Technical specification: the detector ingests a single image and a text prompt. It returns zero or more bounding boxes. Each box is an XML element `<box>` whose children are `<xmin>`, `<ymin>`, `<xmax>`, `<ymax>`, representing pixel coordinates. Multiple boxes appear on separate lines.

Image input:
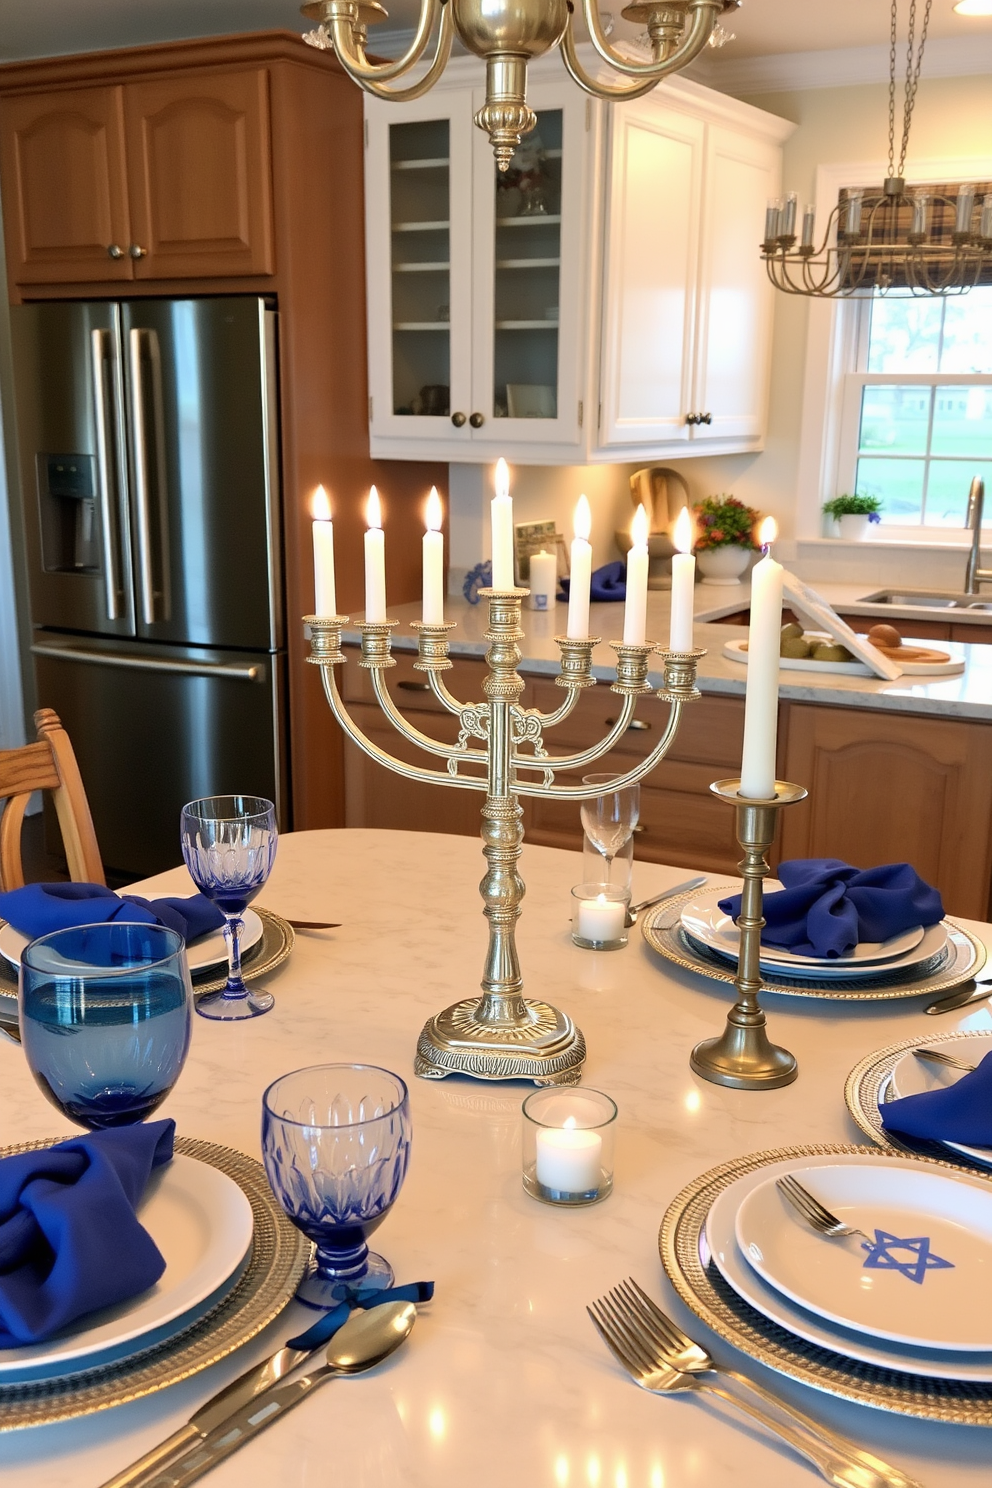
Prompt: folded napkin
<box><xmin>0</xmin><ymin>882</ymin><xmax>224</xmax><ymax>944</ymax></box>
<box><xmin>0</xmin><ymin>1120</ymin><xmax>174</xmax><ymax>1348</ymax></box>
<box><xmin>560</xmin><ymin>561</ymin><xmax>626</xmax><ymax>602</ymax></box>
<box><xmin>718</xmin><ymin>858</ymin><xmax>944</xmax><ymax>960</ymax></box>
<box><xmin>881</xmin><ymin>1053</ymin><xmax>992</xmax><ymax>1148</ymax></box>
<box><xmin>286</xmin><ymin>1280</ymin><xmax>435</xmax><ymax>1351</ymax></box>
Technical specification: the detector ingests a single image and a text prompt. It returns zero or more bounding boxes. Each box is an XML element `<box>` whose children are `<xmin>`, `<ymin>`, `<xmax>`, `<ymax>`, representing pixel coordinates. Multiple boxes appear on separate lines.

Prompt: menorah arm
<box><xmin>320</xmin><ymin>667</ymin><xmax>487</xmax><ymax>792</ymax></box>
<box><xmin>427</xmin><ymin>668</ymin><xmax>471</xmax><ymax>717</ymax></box>
<box><xmin>521</xmin><ymin>684</ymin><xmax>583</xmax><ymax>731</ymax></box>
<box><xmin>582</xmin><ymin>0</ymin><xmax>720</xmax><ymax>80</ymax></box>
<box><xmin>512</xmin><ymin>694</ymin><xmax>637</xmax><ymax>776</ymax></box>
<box><xmin>370</xmin><ymin>669</ymin><xmax>488</xmax><ymax>766</ymax></box>
<box><xmin>327</xmin><ymin>0</ymin><xmax>439</xmax><ymax>83</ymax></box>
<box><xmin>513</xmin><ymin>699</ymin><xmax>685</xmax><ymax>799</ymax></box>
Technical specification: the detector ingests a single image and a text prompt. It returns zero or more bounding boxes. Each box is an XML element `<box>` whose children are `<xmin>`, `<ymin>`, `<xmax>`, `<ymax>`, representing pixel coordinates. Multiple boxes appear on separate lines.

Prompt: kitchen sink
<box><xmin>857</xmin><ymin>588</ymin><xmax>992</xmax><ymax>612</ymax></box>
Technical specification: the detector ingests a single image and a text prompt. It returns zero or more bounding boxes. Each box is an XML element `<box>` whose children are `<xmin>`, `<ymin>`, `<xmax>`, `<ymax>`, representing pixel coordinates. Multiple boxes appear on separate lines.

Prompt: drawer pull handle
<box><xmin>632</xmin><ymin>824</ymin><xmax>647</xmax><ymax>834</ymax></box>
<box><xmin>605</xmin><ymin>717</ymin><xmax>651</xmax><ymax>732</ymax></box>
<box><xmin>397</xmin><ymin>680</ymin><xmax>432</xmax><ymax>692</ymax></box>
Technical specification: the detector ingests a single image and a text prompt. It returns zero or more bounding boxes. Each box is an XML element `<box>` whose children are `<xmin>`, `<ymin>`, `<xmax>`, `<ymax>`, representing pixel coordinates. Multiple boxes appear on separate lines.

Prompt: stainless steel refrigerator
<box><xmin>10</xmin><ymin>296</ymin><xmax>287</xmax><ymax>878</ymax></box>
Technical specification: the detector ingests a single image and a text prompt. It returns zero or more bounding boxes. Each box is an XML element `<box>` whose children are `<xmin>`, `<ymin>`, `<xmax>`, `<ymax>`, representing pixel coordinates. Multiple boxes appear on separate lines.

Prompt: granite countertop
<box><xmin>339</xmin><ymin>582</ymin><xmax>992</xmax><ymax>722</ymax></box>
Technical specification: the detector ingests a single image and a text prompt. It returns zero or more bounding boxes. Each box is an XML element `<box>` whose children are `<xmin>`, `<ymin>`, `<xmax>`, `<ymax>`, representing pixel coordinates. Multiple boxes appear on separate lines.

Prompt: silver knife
<box><xmin>925</xmin><ymin>976</ymin><xmax>992</xmax><ymax>1015</ymax></box>
<box><xmin>625</xmin><ymin>875</ymin><xmax>707</xmax><ymax>926</ymax></box>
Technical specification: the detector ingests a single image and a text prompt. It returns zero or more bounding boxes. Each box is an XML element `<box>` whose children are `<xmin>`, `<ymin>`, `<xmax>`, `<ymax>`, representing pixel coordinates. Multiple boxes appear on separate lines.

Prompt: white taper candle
<box><xmin>623</xmin><ymin>504</ymin><xmax>650</xmax><ymax>645</ymax></box>
<box><xmin>669</xmin><ymin>506</ymin><xmax>695</xmax><ymax>653</ymax></box>
<box><xmin>567</xmin><ymin>495</ymin><xmax>593</xmax><ymax>640</ymax></box>
<box><xmin>740</xmin><ymin>517</ymin><xmax>782</xmax><ymax>799</ymax></box>
<box><xmin>423</xmin><ymin>486</ymin><xmax>444</xmax><ymax>624</ymax></box>
<box><xmin>364</xmin><ymin>485</ymin><xmax>386</xmax><ymax>623</ymax></box>
<box><xmin>311</xmin><ymin>484</ymin><xmax>336</xmax><ymax>618</ymax></box>
<box><xmin>491</xmin><ymin>457</ymin><xmax>515</xmax><ymax>590</ymax></box>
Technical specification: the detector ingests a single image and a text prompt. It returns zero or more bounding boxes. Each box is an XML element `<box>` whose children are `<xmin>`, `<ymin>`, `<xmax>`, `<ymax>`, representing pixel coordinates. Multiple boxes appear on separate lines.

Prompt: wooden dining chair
<box><xmin>0</xmin><ymin>707</ymin><xmax>104</xmax><ymax>891</ymax></box>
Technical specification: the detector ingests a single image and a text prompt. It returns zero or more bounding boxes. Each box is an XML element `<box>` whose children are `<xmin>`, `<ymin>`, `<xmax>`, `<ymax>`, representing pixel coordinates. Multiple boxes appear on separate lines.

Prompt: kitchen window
<box><xmin>837</xmin><ymin>288</ymin><xmax>992</xmax><ymax>529</ymax></box>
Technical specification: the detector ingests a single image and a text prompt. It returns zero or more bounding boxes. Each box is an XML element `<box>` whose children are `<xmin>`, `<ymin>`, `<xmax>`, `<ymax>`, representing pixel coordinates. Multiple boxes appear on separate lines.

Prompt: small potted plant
<box><xmin>822</xmin><ymin>494</ymin><xmax>883</xmax><ymax>542</ymax></box>
<box><xmin>692</xmin><ymin>495</ymin><xmax>761</xmax><ymax>586</ymax></box>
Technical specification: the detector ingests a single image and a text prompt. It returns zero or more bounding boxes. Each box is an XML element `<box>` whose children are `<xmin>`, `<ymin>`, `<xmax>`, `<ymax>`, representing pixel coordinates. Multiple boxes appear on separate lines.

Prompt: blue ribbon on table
<box><xmin>0</xmin><ymin>882</ymin><xmax>224</xmax><ymax>943</ymax></box>
<box><xmin>286</xmin><ymin>1280</ymin><xmax>435</xmax><ymax>1351</ymax></box>
<box><xmin>881</xmin><ymin>1052</ymin><xmax>992</xmax><ymax>1148</ymax></box>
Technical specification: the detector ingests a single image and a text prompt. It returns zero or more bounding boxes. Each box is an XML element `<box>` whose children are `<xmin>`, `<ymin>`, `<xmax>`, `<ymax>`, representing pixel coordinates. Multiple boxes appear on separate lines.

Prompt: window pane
<box><xmin>867</xmin><ymin>296</ymin><xmax>942</xmax><ymax>373</ymax></box>
<box><xmin>939</xmin><ymin>287</ymin><xmax>992</xmax><ymax>373</ymax></box>
<box><xmin>931</xmin><ymin>385</ymin><xmax>992</xmax><ymax>457</ymax></box>
<box><xmin>855</xmin><ymin>458</ymin><xmax>925</xmax><ymax>524</ymax></box>
<box><xmin>859</xmin><ymin>385</ymin><xmax>930</xmax><ymax>454</ymax></box>
<box><xmin>924</xmin><ymin>460</ymin><xmax>992</xmax><ymax>526</ymax></box>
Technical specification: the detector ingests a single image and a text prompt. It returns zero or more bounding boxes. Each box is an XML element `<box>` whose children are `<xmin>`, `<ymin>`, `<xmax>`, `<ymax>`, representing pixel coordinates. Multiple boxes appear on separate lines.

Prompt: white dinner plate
<box><xmin>735</xmin><ymin>1159</ymin><xmax>992</xmax><ymax>1352</ymax></box>
<box><xmin>704</xmin><ymin>1156</ymin><xmax>992</xmax><ymax>1381</ymax></box>
<box><xmin>0</xmin><ymin>908</ymin><xmax>263</xmax><ymax>975</ymax></box>
<box><xmin>680</xmin><ymin>886</ymin><xmax>940</xmax><ymax>975</ymax></box>
<box><xmin>888</xmin><ymin>1033</ymin><xmax>992</xmax><ymax>1170</ymax></box>
<box><xmin>0</xmin><ymin>1153</ymin><xmax>253</xmax><ymax>1378</ymax></box>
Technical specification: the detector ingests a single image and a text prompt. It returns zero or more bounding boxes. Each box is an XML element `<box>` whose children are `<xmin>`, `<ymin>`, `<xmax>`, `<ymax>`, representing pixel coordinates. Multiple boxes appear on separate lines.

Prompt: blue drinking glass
<box><xmin>262</xmin><ymin>1064</ymin><xmax>412</xmax><ymax>1307</ymax></box>
<box><xmin>19</xmin><ymin>922</ymin><xmax>192</xmax><ymax>1129</ymax></box>
<box><xmin>180</xmin><ymin>794</ymin><xmax>278</xmax><ymax>1021</ymax></box>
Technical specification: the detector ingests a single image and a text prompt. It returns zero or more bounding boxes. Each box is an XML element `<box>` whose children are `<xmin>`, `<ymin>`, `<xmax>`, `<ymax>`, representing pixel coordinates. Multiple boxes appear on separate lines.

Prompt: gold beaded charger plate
<box><xmin>658</xmin><ymin>1144</ymin><xmax>992</xmax><ymax>1423</ymax></box>
<box><xmin>846</xmin><ymin>1030</ymin><xmax>992</xmax><ymax>1171</ymax></box>
<box><xmin>641</xmin><ymin>886</ymin><xmax>985</xmax><ymax>1001</ymax></box>
<box><xmin>0</xmin><ymin>1135</ymin><xmax>309</xmax><ymax>1431</ymax></box>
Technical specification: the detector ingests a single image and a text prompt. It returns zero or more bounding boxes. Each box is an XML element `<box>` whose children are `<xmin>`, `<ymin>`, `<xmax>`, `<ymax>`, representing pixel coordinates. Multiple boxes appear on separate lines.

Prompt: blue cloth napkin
<box><xmin>286</xmin><ymin>1280</ymin><xmax>435</xmax><ymax>1351</ymax></box>
<box><xmin>560</xmin><ymin>561</ymin><xmax>626</xmax><ymax>602</ymax></box>
<box><xmin>0</xmin><ymin>882</ymin><xmax>224</xmax><ymax>943</ymax></box>
<box><xmin>718</xmin><ymin>858</ymin><xmax>944</xmax><ymax>959</ymax></box>
<box><xmin>881</xmin><ymin>1053</ymin><xmax>992</xmax><ymax>1148</ymax></box>
<box><xmin>0</xmin><ymin>1119</ymin><xmax>175</xmax><ymax>1348</ymax></box>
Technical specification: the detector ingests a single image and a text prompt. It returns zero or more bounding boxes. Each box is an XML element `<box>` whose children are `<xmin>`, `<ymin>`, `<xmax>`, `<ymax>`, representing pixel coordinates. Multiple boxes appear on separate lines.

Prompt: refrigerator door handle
<box><xmin>90</xmin><ymin>328</ymin><xmax>122</xmax><ymax>621</ymax></box>
<box><xmin>128</xmin><ymin>327</ymin><xmax>171</xmax><ymax>627</ymax></box>
<box><xmin>31</xmin><ymin>642</ymin><xmax>265</xmax><ymax>683</ymax></box>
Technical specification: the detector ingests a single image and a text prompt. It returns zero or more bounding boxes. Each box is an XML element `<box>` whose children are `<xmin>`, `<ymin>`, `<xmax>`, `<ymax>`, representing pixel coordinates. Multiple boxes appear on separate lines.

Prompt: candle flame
<box><xmin>366</xmin><ymin>485</ymin><xmax>382</xmax><ymax>530</ymax></box>
<box><xmin>425</xmin><ymin>486</ymin><xmax>442</xmax><ymax>533</ymax></box>
<box><xmin>563</xmin><ymin>1115</ymin><xmax>577</xmax><ymax>1130</ymax></box>
<box><xmin>574</xmin><ymin>494</ymin><xmax>591</xmax><ymax>542</ymax></box>
<box><xmin>673</xmin><ymin>506</ymin><xmax>692</xmax><ymax>555</ymax></box>
<box><xmin>631</xmin><ymin>504</ymin><xmax>649</xmax><ymax>548</ymax></box>
<box><xmin>758</xmin><ymin>516</ymin><xmax>777</xmax><ymax>548</ymax></box>
<box><xmin>494</xmin><ymin>457</ymin><xmax>510</xmax><ymax>501</ymax></box>
<box><xmin>311</xmin><ymin>484</ymin><xmax>332</xmax><ymax>522</ymax></box>
<box><xmin>596</xmin><ymin>893</ymin><xmax>607</xmax><ymax>906</ymax></box>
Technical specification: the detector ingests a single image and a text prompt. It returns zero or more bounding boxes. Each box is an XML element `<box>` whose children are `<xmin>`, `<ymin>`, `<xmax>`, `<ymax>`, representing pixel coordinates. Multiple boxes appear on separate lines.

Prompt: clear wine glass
<box><xmin>180</xmin><ymin>794</ymin><xmax>278</xmax><ymax>1021</ymax></box>
<box><xmin>580</xmin><ymin>773</ymin><xmax>640</xmax><ymax>888</ymax></box>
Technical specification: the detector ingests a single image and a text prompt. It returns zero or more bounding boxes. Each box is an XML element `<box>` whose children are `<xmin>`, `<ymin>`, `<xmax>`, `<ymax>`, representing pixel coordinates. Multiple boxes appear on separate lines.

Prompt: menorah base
<box><xmin>414</xmin><ymin>998</ymin><xmax>586</xmax><ymax>1085</ymax></box>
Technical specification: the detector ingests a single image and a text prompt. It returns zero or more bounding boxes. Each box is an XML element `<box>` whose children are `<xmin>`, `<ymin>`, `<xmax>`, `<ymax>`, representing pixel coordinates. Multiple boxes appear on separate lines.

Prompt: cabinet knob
<box><xmin>107</xmin><ymin>244</ymin><xmax>125</xmax><ymax>259</ymax></box>
<box><xmin>605</xmin><ymin>717</ymin><xmax>651</xmax><ymax>732</ymax></box>
<box><xmin>397</xmin><ymin>680</ymin><xmax>432</xmax><ymax>693</ymax></box>
<box><xmin>685</xmin><ymin>412</ymin><xmax>698</xmax><ymax>426</ymax></box>
<box><xmin>699</xmin><ymin>411</ymin><xmax>713</xmax><ymax>425</ymax></box>
<box><xmin>468</xmin><ymin>412</ymin><xmax>485</xmax><ymax>429</ymax></box>
<box><xmin>450</xmin><ymin>412</ymin><xmax>466</xmax><ymax>427</ymax></box>
<box><xmin>128</xmin><ymin>244</ymin><xmax>148</xmax><ymax>259</ymax></box>
<box><xmin>632</xmin><ymin>823</ymin><xmax>647</xmax><ymax>834</ymax></box>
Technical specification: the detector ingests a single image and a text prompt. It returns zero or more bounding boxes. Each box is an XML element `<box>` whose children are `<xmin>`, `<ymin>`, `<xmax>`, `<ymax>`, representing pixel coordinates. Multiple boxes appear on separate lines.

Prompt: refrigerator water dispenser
<box><xmin>37</xmin><ymin>453</ymin><xmax>100</xmax><ymax>573</ymax></box>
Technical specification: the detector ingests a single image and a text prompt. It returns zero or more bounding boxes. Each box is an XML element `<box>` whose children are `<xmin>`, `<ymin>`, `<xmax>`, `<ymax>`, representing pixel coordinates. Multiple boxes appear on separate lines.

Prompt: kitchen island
<box><xmin>333</xmin><ymin>586</ymin><xmax>992</xmax><ymax>919</ymax></box>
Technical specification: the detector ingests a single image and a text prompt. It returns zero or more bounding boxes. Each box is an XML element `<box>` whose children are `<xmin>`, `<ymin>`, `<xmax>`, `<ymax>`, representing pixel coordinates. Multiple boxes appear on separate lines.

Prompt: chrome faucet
<box><xmin>964</xmin><ymin>476</ymin><xmax>991</xmax><ymax>594</ymax></box>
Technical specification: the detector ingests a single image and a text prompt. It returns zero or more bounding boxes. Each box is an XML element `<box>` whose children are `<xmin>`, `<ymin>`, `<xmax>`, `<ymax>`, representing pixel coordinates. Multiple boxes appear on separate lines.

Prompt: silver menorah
<box><xmin>306</xmin><ymin>589</ymin><xmax>704</xmax><ymax>1085</ymax></box>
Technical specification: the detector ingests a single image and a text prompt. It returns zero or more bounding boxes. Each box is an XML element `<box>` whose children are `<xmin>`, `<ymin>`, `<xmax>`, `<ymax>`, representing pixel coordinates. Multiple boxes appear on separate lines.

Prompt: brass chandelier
<box><xmin>301</xmin><ymin>0</ymin><xmax>739</xmax><ymax>169</ymax></box>
<box><xmin>762</xmin><ymin>0</ymin><xmax>992</xmax><ymax>298</ymax></box>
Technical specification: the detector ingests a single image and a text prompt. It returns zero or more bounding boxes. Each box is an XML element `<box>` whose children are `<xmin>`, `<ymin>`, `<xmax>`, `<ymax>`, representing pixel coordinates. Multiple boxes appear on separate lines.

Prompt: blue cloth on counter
<box><xmin>0</xmin><ymin>882</ymin><xmax>224</xmax><ymax>943</ymax></box>
<box><xmin>881</xmin><ymin>1053</ymin><xmax>992</xmax><ymax>1148</ymax></box>
<box><xmin>718</xmin><ymin>858</ymin><xmax>944</xmax><ymax>960</ymax></box>
<box><xmin>286</xmin><ymin>1281</ymin><xmax>435</xmax><ymax>1351</ymax></box>
<box><xmin>0</xmin><ymin>1120</ymin><xmax>174</xmax><ymax>1348</ymax></box>
<box><xmin>559</xmin><ymin>561</ymin><xmax>626</xmax><ymax>602</ymax></box>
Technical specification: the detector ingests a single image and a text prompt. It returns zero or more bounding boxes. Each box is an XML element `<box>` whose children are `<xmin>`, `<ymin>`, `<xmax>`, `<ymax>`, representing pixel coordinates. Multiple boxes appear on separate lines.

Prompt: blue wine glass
<box><xmin>262</xmin><ymin>1064</ymin><xmax>412</xmax><ymax>1307</ymax></box>
<box><xmin>180</xmin><ymin>794</ymin><xmax>278</xmax><ymax>1021</ymax></box>
<box><xmin>19</xmin><ymin>922</ymin><xmax>192</xmax><ymax>1129</ymax></box>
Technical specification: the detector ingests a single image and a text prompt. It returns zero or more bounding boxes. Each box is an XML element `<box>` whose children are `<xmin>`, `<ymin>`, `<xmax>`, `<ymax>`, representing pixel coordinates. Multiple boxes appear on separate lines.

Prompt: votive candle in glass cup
<box><xmin>522</xmin><ymin>1087</ymin><xmax>617</xmax><ymax>1205</ymax></box>
<box><xmin>571</xmin><ymin>883</ymin><xmax>629</xmax><ymax>949</ymax></box>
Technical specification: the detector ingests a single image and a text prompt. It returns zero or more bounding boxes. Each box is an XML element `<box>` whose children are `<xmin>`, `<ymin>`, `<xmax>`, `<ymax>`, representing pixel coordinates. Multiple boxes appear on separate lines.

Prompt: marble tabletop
<box><xmin>3</xmin><ymin>828</ymin><xmax>992</xmax><ymax>1487</ymax></box>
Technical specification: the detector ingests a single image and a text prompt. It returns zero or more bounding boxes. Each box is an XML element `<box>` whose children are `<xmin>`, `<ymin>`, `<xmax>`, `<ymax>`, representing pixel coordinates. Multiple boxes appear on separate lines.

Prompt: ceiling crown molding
<box><xmin>688</xmin><ymin>34</ymin><xmax>992</xmax><ymax>95</ymax></box>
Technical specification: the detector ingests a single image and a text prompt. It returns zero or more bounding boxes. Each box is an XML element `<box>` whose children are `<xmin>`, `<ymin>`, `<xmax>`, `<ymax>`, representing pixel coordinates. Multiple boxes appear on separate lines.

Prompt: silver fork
<box><xmin>588</xmin><ymin>1290</ymin><xmax>923</xmax><ymax>1488</ymax></box>
<box><xmin>912</xmin><ymin>1047</ymin><xmax>977</xmax><ymax>1074</ymax></box>
<box><xmin>776</xmin><ymin>1174</ymin><xmax>872</xmax><ymax>1246</ymax></box>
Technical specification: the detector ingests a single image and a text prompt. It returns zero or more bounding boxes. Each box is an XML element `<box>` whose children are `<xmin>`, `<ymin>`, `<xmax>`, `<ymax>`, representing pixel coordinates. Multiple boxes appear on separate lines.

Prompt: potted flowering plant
<box><xmin>692</xmin><ymin>495</ymin><xmax>761</xmax><ymax>586</ymax></box>
<box><xmin>822</xmin><ymin>494</ymin><xmax>883</xmax><ymax>542</ymax></box>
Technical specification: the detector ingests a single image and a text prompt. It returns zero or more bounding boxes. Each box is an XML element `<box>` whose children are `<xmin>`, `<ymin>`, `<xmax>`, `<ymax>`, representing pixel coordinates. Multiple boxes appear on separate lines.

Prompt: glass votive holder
<box><xmin>522</xmin><ymin>1087</ymin><xmax>617</xmax><ymax>1205</ymax></box>
<box><xmin>571</xmin><ymin>883</ymin><xmax>630</xmax><ymax>949</ymax></box>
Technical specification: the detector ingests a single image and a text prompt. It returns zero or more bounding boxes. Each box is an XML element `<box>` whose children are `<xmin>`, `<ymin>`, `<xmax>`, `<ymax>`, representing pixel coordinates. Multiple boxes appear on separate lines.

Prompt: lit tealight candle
<box><xmin>740</xmin><ymin>516</ymin><xmax>782</xmax><ymax>800</ymax></box>
<box><xmin>535</xmin><ymin>1116</ymin><xmax>603</xmax><ymax>1196</ymax></box>
<box><xmin>311</xmin><ymin>484</ymin><xmax>336</xmax><ymax>618</ymax></box>
<box><xmin>669</xmin><ymin>506</ymin><xmax>695</xmax><ymax>653</ymax></box>
<box><xmin>567</xmin><ymin>495</ymin><xmax>593</xmax><ymax>640</ymax></box>
<box><xmin>423</xmin><ymin>486</ymin><xmax>444</xmax><ymax>625</ymax></box>
<box><xmin>491</xmin><ymin>458</ymin><xmax>515</xmax><ymax>590</ymax></box>
<box><xmin>577</xmin><ymin>892</ymin><xmax>626</xmax><ymax>945</ymax></box>
<box><xmin>623</xmin><ymin>504</ymin><xmax>650</xmax><ymax>645</ymax></box>
<box><xmin>364</xmin><ymin>485</ymin><xmax>386</xmax><ymax>623</ymax></box>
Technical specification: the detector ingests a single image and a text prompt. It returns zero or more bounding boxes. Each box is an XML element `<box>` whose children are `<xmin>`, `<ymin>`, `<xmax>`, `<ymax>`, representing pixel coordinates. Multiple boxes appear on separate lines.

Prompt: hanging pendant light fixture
<box><xmin>301</xmin><ymin>0</ymin><xmax>738</xmax><ymax>170</ymax></box>
<box><xmin>762</xmin><ymin>0</ymin><xmax>992</xmax><ymax>298</ymax></box>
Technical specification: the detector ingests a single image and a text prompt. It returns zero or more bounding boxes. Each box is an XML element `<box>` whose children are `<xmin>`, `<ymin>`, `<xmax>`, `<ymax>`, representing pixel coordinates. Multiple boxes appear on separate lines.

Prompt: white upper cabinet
<box><xmin>364</xmin><ymin>58</ymin><xmax>792</xmax><ymax>464</ymax></box>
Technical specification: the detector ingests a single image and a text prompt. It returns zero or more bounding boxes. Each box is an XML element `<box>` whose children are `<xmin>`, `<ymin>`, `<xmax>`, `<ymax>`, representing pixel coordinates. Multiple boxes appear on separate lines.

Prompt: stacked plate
<box><xmin>0</xmin><ymin>910</ymin><xmax>265</xmax><ymax>982</ymax></box>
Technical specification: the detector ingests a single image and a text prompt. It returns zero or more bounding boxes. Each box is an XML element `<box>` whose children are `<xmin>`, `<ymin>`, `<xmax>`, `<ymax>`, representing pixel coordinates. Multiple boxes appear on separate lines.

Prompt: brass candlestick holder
<box><xmin>306</xmin><ymin>591</ymin><xmax>704</xmax><ymax>1085</ymax></box>
<box><xmin>690</xmin><ymin>777</ymin><xmax>807</xmax><ymax>1091</ymax></box>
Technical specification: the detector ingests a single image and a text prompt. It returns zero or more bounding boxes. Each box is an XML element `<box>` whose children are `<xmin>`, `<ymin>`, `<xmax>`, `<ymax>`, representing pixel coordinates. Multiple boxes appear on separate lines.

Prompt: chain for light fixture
<box><xmin>761</xmin><ymin>0</ymin><xmax>992</xmax><ymax>298</ymax></box>
<box><xmin>301</xmin><ymin>0</ymin><xmax>739</xmax><ymax>170</ymax></box>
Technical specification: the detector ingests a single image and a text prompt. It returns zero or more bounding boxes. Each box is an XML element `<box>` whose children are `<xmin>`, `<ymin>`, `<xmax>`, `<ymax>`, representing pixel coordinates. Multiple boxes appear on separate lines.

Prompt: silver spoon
<box><xmin>913</xmin><ymin>1046</ymin><xmax>978</xmax><ymax>1074</ymax></box>
<box><xmin>134</xmin><ymin>1302</ymin><xmax>416</xmax><ymax>1488</ymax></box>
<box><xmin>625</xmin><ymin>875</ymin><xmax>707</xmax><ymax>927</ymax></box>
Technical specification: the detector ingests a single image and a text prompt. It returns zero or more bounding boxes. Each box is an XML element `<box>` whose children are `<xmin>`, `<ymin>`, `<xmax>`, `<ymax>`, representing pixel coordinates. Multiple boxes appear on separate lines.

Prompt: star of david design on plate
<box><xmin>860</xmin><ymin>1228</ymin><xmax>954</xmax><ymax>1284</ymax></box>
